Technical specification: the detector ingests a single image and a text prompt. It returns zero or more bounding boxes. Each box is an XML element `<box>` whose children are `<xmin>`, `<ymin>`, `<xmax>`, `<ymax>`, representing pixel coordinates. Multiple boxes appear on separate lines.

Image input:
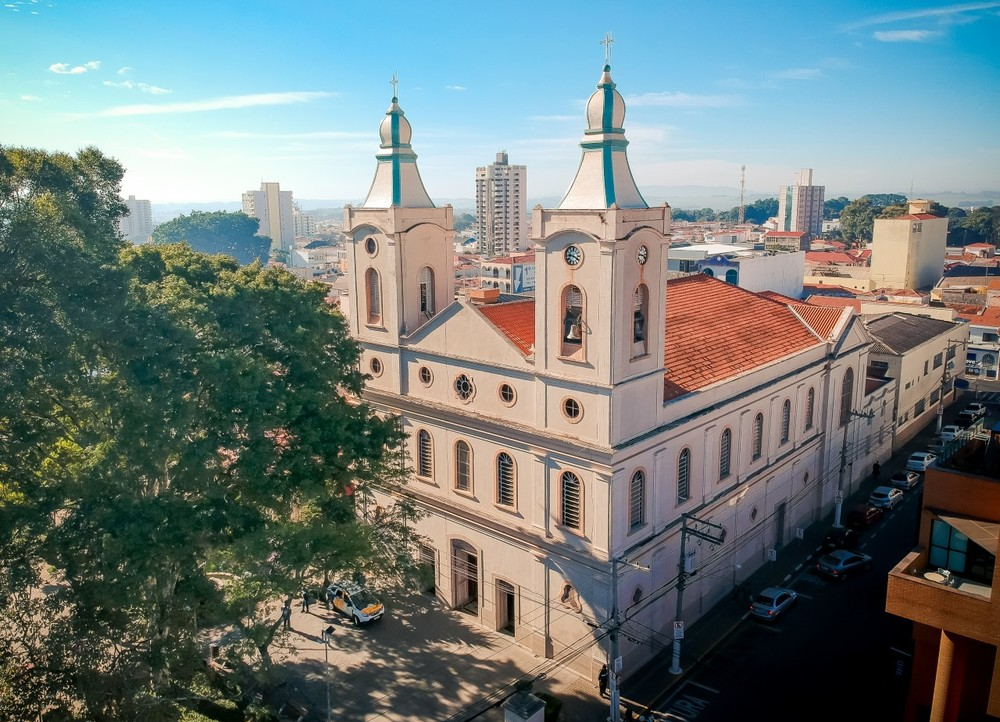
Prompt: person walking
<box><xmin>873</xmin><ymin>461</ymin><xmax>881</xmax><ymax>480</ymax></box>
<box><xmin>598</xmin><ymin>663</ymin><xmax>609</xmax><ymax>698</ymax></box>
<box><xmin>300</xmin><ymin>589</ymin><xmax>311</xmax><ymax>614</ymax></box>
<box><xmin>280</xmin><ymin>600</ymin><xmax>292</xmax><ymax>630</ymax></box>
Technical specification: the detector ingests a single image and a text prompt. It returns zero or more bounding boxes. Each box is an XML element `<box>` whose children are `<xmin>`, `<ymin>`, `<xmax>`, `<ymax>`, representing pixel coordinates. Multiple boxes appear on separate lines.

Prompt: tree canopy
<box><xmin>0</xmin><ymin>145</ymin><xmax>418</xmax><ymax>721</ymax></box>
<box><xmin>152</xmin><ymin>210</ymin><xmax>271</xmax><ymax>265</ymax></box>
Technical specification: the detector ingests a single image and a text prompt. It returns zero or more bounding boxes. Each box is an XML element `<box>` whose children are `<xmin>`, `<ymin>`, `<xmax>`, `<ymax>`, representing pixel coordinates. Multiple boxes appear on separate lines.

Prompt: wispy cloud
<box><xmin>96</xmin><ymin>91</ymin><xmax>333</xmax><ymax>117</ymax></box>
<box><xmin>103</xmin><ymin>80</ymin><xmax>171</xmax><ymax>95</ymax></box>
<box><xmin>772</xmin><ymin>67</ymin><xmax>822</xmax><ymax>80</ymax></box>
<box><xmin>117</xmin><ymin>66</ymin><xmax>133</xmax><ymax>75</ymax></box>
<box><xmin>445</xmin><ymin>85</ymin><xmax>467</xmax><ymax>91</ymax></box>
<box><xmin>626</xmin><ymin>92</ymin><xmax>742</xmax><ymax>108</ymax></box>
<box><xmin>842</xmin><ymin>1</ymin><xmax>1000</xmax><ymax>30</ymax></box>
<box><xmin>874</xmin><ymin>29</ymin><xmax>941</xmax><ymax>41</ymax></box>
<box><xmin>20</xmin><ymin>94</ymin><xmax>41</xmax><ymax>101</ymax></box>
<box><xmin>49</xmin><ymin>60</ymin><xmax>101</xmax><ymax>75</ymax></box>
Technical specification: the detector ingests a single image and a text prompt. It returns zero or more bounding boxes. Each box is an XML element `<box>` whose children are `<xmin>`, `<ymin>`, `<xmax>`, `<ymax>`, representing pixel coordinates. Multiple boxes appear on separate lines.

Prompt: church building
<box><xmin>341</xmin><ymin>59</ymin><xmax>894</xmax><ymax>681</ymax></box>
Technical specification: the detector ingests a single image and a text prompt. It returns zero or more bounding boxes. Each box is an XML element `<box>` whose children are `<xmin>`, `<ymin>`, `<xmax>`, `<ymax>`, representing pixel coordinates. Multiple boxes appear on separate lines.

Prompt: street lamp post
<box><xmin>321</xmin><ymin>625</ymin><xmax>335</xmax><ymax>722</ymax></box>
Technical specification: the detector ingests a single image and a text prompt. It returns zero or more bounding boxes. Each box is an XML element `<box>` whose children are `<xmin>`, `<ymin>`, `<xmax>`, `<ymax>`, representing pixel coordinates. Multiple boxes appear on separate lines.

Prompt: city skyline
<box><xmin>2</xmin><ymin>0</ymin><xmax>999</xmax><ymax>205</ymax></box>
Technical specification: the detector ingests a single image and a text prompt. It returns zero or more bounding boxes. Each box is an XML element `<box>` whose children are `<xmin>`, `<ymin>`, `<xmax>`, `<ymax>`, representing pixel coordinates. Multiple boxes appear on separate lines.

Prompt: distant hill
<box><xmin>152</xmin><ymin>187</ymin><xmax>1000</xmax><ymax>224</ymax></box>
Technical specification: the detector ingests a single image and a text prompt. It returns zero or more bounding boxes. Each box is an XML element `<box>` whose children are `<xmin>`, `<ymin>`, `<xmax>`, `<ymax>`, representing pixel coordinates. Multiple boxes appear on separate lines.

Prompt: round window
<box><xmin>454</xmin><ymin>374</ymin><xmax>475</xmax><ymax>401</ymax></box>
<box><xmin>365</xmin><ymin>237</ymin><xmax>378</xmax><ymax>255</ymax></box>
<box><xmin>369</xmin><ymin>357</ymin><xmax>383</xmax><ymax>376</ymax></box>
<box><xmin>418</xmin><ymin>366</ymin><xmax>433</xmax><ymax>386</ymax></box>
<box><xmin>562</xmin><ymin>397</ymin><xmax>582</xmax><ymax>422</ymax></box>
<box><xmin>498</xmin><ymin>383</ymin><xmax>516</xmax><ymax>406</ymax></box>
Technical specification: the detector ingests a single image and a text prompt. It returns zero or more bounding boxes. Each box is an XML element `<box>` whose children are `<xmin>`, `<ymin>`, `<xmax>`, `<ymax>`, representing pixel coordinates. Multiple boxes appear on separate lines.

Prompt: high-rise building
<box><xmin>475</xmin><ymin>152</ymin><xmax>527</xmax><ymax>258</ymax></box>
<box><xmin>242</xmin><ymin>182</ymin><xmax>295</xmax><ymax>258</ymax></box>
<box><xmin>777</xmin><ymin>168</ymin><xmax>825</xmax><ymax>241</ymax></box>
<box><xmin>119</xmin><ymin>195</ymin><xmax>153</xmax><ymax>244</ymax></box>
<box><xmin>293</xmin><ymin>203</ymin><xmax>316</xmax><ymax>238</ymax></box>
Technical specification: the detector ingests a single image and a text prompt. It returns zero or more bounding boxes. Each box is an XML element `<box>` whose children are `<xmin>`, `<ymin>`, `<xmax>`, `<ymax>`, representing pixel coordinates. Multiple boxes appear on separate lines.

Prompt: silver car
<box><xmin>748</xmin><ymin>587</ymin><xmax>798</xmax><ymax>622</ymax></box>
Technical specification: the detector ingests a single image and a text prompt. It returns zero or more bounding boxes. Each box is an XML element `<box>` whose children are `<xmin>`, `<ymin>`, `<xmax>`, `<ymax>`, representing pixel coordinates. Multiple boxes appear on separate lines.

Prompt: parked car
<box><xmin>846</xmin><ymin>503</ymin><xmax>884</xmax><ymax>530</ymax></box>
<box><xmin>939</xmin><ymin>424</ymin><xmax>962</xmax><ymax>442</ymax></box>
<box><xmin>326</xmin><ymin>581</ymin><xmax>385</xmax><ymax>625</ymax></box>
<box><xmin>822</xmin><ymin>526</ymin><xmax>861</xmax><ymax>550</ymax></box>
<box><xmin>869</xmin><ymin>485</ymin><xmax>905</xmax><ymax>509</ymax></box>
<box><xmin>888</xmin><ymin>470</ymin><xmax>920</xmax><ymax>490</ymax></box>
<box><xmin>956</xmin><ymin>411</ymin><xmax>979</xmax><ymax>429</ymax></box>
<box><xmin>815</xmin><ymin>549</ymin><xmax>873</xmax><ymax>579</ymax></box>
<box><xmin>748</xmin><ymin>586</ymin><xmax>798</xmax><ymax>621</ymax></box>
<box><xmin>962</xmin><ymin>402</ymin><xmax>987</xmax><ymax>419</ymax></box>
<box><xmin>906</xmin><ymin>451</ymin><xmax>937</xmax><ymax>471</ymax></box>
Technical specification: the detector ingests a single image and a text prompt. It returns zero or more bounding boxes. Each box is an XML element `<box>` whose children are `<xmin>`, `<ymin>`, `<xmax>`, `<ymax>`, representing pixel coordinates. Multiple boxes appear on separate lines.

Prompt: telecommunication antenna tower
<box><xmin>737</xmin><ymin>164</ymin><xmax>746</xmax><ymax>225</ymax></box>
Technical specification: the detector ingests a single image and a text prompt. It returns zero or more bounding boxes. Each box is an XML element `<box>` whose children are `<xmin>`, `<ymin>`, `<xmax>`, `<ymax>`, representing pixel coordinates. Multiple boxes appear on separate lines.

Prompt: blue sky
<box><xmin>2</xmin><ymin>0</ymin><xmax>999</xmax><ymax>205</ymax></box>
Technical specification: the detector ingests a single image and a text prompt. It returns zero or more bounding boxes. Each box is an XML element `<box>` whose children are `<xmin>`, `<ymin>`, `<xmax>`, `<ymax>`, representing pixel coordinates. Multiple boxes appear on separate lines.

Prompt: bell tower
<box><xmin>344</xmin><ymin>78</ymin><xmax>454</xmax><ymax>351</ymax></box>
<box><xmin>533</xmin><ymin>55</ymin><xmax>670</xmax><ymax>397</ymax></box>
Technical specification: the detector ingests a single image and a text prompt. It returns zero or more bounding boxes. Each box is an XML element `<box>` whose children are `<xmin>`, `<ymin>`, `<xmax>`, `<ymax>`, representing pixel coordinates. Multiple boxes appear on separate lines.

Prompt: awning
<box><xmin>937</xmin><ymin>512</ymin><xmax>999</xmax><ymax>556</ymax></box>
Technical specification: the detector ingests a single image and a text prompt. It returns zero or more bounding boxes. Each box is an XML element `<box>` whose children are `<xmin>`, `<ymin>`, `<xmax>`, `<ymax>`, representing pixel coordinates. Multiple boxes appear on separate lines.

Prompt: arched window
<box><xmin>677</xmin><ymin>449</ymin><xmax>691</xmax><ymax>504</ymax></box>
<box><xmin>419</xmin><ymin>266</ymin><xmax>435</xmax><ymax>317</ymax></box>
<box><xmin>719</xmin><ymin>429</ymin><xmax>732</xmax><ymax>480</ymax></box>
<box><xmin>725</xmin><ymin>269</ymin><xmax>738</xmax><ymax>285</ymax></box>
<box><xmin>365</xmin><ymin>268</ymin><xmax>381</xmax><ymax>325</ymax></box>
<box><xmin>560</xmin><ymin>471</ymin><xmax>582</xmax><ymax>530</ymax></box>
<box><xmin>496</xmin><ymin>452</ymin><xmax>516</xmax><ymax>507</ymax></box>
<box><xmin>780</xmin><ymin>399</ymin><xmax>791</xmax><ymax>444</ymax></box>
<box><xmin>417</xmin><ymin>429</ymin><xmax>433</xmax><ymax>478</ymax></box>
<box><xmin>703</xmin><ymin>268</ymin><xmax>715</xmax><ymax>278</ymax></box>
<box><xmin>840</xmin><ymin>368</ymin><xmax>855</xmax><ymax>427</ymax></box>
<box><xmin>632</xmin><ymin>284</ymin><xmax>648</xmax><ymax>356</ymax></box>
<box><xmin>805</xmin><ymin>387</ymin><xmax>815</xmax><ymax>430</ymax></box>
<box><xmin>752</xmin><ymin>413</ymin><xmax>764</xmax><ymax>460</ymax></box>
<box><xmin>629</xmin><ymin>470</ymin><xmax>645</xmax><ymax>530</ymax></box>
<box><xmin>560</xmin><ymin>285</ymin><xmax>585</xmax><ymax>357</ymax></box>
<box><xmin>454</xmin><ymin>440</ymin><xmax>472</xmax><ymax>492</ymax></box>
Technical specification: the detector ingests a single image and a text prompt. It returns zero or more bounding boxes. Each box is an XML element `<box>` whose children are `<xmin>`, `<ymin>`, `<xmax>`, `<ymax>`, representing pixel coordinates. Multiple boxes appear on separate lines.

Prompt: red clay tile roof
<box><xmin>897</xmin><ymin>213</ymin><xmax>938</xmax><ymax>220</ymax></box>
<box><xmin>789</xmin><ymin>304</ymin><xmax>845</xmax><ymax>339</ymax></box>
<box><xmin>805</xmin><ymin>252</ymin><xmax>856</xmax><ymax>264</ymax></box>
<box><xmin>765</xmin><ymin>231</ymin><xmax>806</xmax><ymax>238</ymax></box>
<box><xmin>663</xmin><ymin>275</ymin><xmax>823</xmax><ymax>400</ymax></box>
<box><xmin>758</xmin><ymin>290</ymin><xmax>801</xmax><ymax>304</ymax></box>
<box><xmin>477</xmin><ymin>299</ymin><xmax>535</xmax><ymax>355</ymax></box>
<box><xmin>805</xmin><ymin>296</ymin><xmax>863</xmax><ymax>312</ymax></box>
<box><xmin>956</xmin><ymin>306</ymin><xmax>1000</xmax><ymax>327</ymax></box>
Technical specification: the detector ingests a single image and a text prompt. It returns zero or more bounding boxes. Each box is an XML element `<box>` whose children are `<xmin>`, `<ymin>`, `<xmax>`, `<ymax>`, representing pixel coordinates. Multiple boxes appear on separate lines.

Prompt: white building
<box><xmin>242</xmin><ymin>182</ymin><xmax>295</xmax><ymax>258</ymax></box>
<box><xmin>697</xmin><ymin>251</ymin><xmax>806</xmax><ymax>298</ymax></box>
<box><xmin>342</xmin><ymin>63</ymin><xmax>893</xmax><ymax>683</ymax></box>
<box><xmin>777</xmin><ymin>168</ymin><xmax>825</xmax><ymax>242</ymax></box>
<box><xmin>119</xmin><ymin>195</ymin><xmax>153</xmax><ymax>244</ymax></box>
<box><xmin>480</xmin><ymin>252</ymin><xmax>536</xmax><ymax>294</ymax></box>
<box><xmin>475</xmin><ymin>152</ymin><xmax>527</xmax><ymax>258</ymax></box>
<box><xmin>293</xmin><ymin>203</ymin><xmax>317</xmax><ymax>238</ymax></box>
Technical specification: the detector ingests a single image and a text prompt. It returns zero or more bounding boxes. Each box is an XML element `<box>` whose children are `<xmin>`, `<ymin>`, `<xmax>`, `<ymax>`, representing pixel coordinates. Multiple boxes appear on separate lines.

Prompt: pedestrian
<box><xmin>281</xmin><ymin>600</ymin><xmax>292</xmax><ymax>630</ymax></box>
<box><xmin>598</xmin><ymin>663</ymin><xmax>609</xmax><ymax>697</ymax></box>
<box><xmin>873</xmin><ymin>461</ymin><xmax>881</xmax><ymax>480</ymax></box>
<box><xmin>300</xmin><ymin>589</ymin><xmax>310</xmax><ymax>614</ymax></box>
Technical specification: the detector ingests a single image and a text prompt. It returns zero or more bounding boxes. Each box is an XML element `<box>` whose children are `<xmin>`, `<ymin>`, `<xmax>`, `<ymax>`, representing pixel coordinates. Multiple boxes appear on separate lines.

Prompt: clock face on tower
<box><xmin>637</xmin><ymin>245</ymin><xmax>649</xmax><ymax>265</ymax></box>
<box><xmin>564</xmin><ymin>245</ymin><xmax>583</xmax><ymax>267</ymax></box>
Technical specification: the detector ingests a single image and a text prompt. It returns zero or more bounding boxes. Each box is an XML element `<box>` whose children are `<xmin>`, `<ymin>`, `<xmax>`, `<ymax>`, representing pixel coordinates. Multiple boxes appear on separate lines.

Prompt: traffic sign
<box><xmin>673</xmin><ymin>621</ymin><xmax>685</xmax><ymax>639</ymax></box>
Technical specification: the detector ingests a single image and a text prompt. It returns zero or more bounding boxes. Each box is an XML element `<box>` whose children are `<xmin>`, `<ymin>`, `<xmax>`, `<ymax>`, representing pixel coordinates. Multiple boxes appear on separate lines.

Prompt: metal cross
<box><xmin>601</xmin><ymin>32</ymin><xmax>614</xmax><ymax>65</ymax></box>
<box><xmin>390</xmin><ymin>73</ymin><xmax>399</xmax><ymax>98</ymax></box>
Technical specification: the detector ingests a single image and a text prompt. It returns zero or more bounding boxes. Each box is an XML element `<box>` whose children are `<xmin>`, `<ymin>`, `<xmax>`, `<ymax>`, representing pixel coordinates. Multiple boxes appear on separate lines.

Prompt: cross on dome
<box><xmin>601</xmin><ymin>32</ymin><xmax>614</xmax><ymax>65</ymax></box>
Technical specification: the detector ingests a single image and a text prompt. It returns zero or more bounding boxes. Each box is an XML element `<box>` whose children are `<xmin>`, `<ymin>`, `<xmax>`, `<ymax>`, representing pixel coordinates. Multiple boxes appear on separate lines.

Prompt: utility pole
<box><xmin>608</xmin><ymin>556</ymin><xmax>621</xmax><ymax>722</ymax></box>
<box><xmin>833</xmin><ymin>409</ymin><xmax>875</xmax><ymax>528</ymax></box>
<box><xmin>669</xmin><ymin>514</ymin><xmax>726</xmax><ymax>676</ymax></box>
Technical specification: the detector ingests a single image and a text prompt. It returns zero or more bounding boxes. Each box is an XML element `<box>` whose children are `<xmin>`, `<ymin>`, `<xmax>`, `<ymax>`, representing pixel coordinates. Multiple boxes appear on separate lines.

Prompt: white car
<box><xmin>939</xmin><ymin>425</ymin><xmax>962</xmax><ymax>442</ymax></box>
<box><xmin>906</xmin><ymin>451</ymin><xmax>937</xmax><ymax>471</ymax></box>
<box><xmin>869</xmin><ymin>485</ymin><xmax>904</xmax><ymax>509</ymax></box>
<box><xmin>326</xmin><ymin>581</ymin><xmax>385</xmax><ymax>625</ymax></box>
<box><xmin>962</xmin><ymin>402</ymin><xmax>987</xmax><ymax>420</ymax></box>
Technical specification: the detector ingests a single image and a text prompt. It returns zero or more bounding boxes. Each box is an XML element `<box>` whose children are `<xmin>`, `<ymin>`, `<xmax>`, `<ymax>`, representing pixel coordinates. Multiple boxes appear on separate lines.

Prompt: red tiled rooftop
<box><xmin>663</xmin><ymin>275</ymin><xmax>822</xmax><ymax>400</ymax></box>
<box><xmin>765</xmin><ymin>231</ymin><xmax>806</xmax><ymax>238</ymax></box>
<box><xmin>896</xmin><ymin>213</ymin><xmax>938</xmax><ymax>221</ymax></box>
<box><xmin>805</xmin><ymin>252</ymin><xmax>856</xmax><ymax>264</ymax></box>
<box><xmin>805</xmin><ymin>296</ymin><xmax>863</xmax><ymax>312</ymax></box>
<box><xmin>477</xmin><ymin>299</ymin><xmax>535</xmax><ymax>355</ymax></box>
<box><xmin>789</xmin><ymin>304</ymin><xmax>845</xmax><ymax>339</ymax></box>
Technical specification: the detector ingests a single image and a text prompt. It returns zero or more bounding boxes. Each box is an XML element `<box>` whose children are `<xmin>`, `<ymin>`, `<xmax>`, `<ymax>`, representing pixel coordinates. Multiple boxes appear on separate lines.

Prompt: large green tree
<box><xmin>152</xmin><ymin>211</ymin><xmax>271</xmax><ymax>265</ymax></box>
<box><xmin>0</xmin><ymin>146</ymin><xmax>418</xmax><ymax>721</ymax></box>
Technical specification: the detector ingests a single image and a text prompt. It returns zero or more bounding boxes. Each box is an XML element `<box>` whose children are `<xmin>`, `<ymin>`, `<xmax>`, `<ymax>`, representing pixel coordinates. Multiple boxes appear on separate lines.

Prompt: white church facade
<box><xmin>340</xmin><ymin>61</ymin><xmax>895</xmax><ymax>681</ymax></box>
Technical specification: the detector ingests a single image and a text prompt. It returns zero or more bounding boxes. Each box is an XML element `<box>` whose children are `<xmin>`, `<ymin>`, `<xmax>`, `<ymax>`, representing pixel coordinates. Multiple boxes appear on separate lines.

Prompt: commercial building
<box><xmin>886</xmin><ymin>428</ymin><xmax>1000</xmax><ymax>722</ymax></box>
<box><xmin>242</xmin><ymin>182</ymin><xmax>295</xmax><ymax>259</ymax></box>
<box><xmin>475</xmin><ymin>152</ymin><xmax>527</xmax><ymax>258</ymax></box>
<box><xmin>341</xmin><ymin>62</ymin><xmax>893</xmax><ymax>682</ymax></box>
<box><xmin>870</xmin><ymin>200</ymin><xmax>948</xmax><ymax>292</ymax></box>
<box><xmin>777</xmin><ymin>168</ymin><xmax>825</xmax><ymax>242</ymax></box>
<box><xmin>119</xmin><ymin>195</ymin><xmax>153</xmax><ymax>244</ymax></box>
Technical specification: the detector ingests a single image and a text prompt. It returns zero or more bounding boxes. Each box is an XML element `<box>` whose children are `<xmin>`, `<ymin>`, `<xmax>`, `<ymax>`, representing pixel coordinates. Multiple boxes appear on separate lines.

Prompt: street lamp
<box><xmin>321</xmin><ymin>625</ymin><xmax>335</xmax><ymax>722</ymax></box>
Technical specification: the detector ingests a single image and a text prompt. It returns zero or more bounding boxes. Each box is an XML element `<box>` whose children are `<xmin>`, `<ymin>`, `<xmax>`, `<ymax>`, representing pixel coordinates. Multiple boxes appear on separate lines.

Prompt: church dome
<box><xmin>378</xmin><ymin>97</ymin><xmax>412</xmax><ymax>148</ymax></box>
<box><xmin>584</xmin><ymin>65</ymin><xmax>625</xmax><ymax>132</ymax></box>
